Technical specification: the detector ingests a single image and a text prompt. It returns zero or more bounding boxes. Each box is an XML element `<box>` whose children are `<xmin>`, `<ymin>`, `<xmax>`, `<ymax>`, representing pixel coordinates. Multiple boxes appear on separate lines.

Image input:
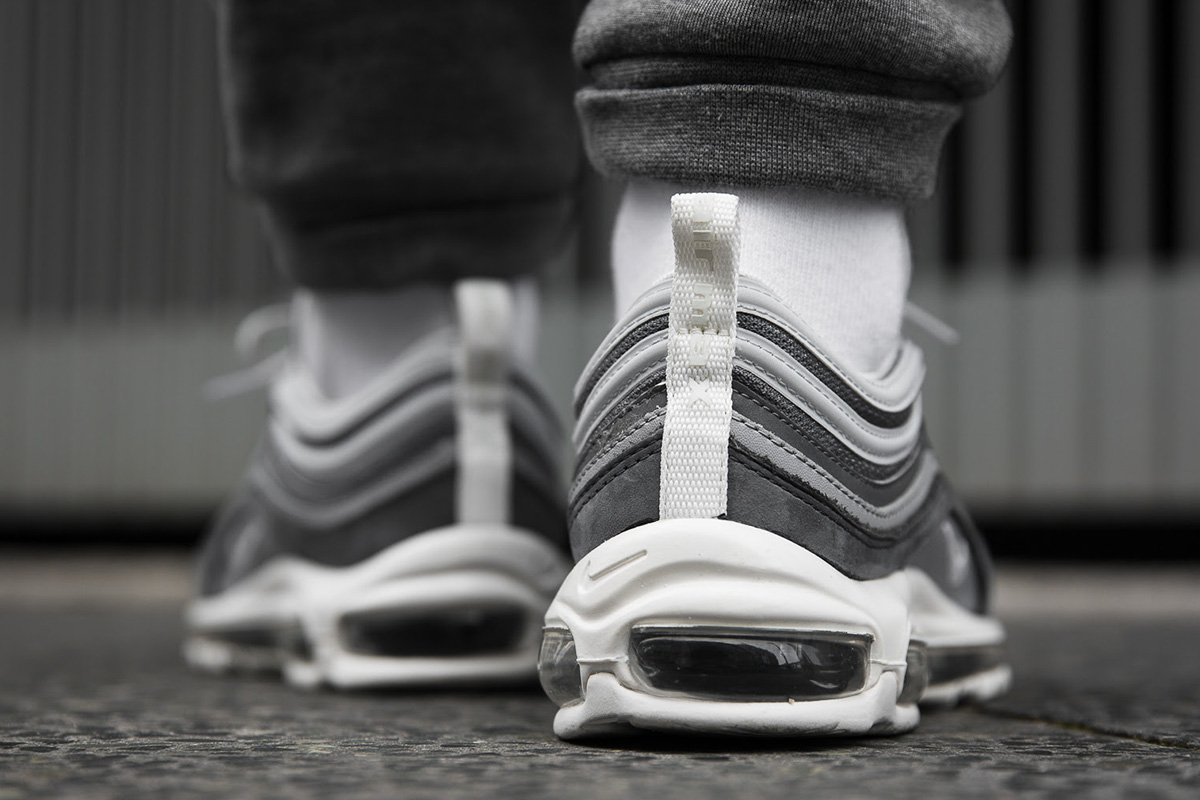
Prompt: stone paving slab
<box><xmin>994</xmin><ymin>620</ymin><xmax>1200</xmax><ymax>749</ymax></box>
<box><xmin>1</xmin><ymin>605</ymin><xmax>1198</xmax><ymax>799</ymax></box>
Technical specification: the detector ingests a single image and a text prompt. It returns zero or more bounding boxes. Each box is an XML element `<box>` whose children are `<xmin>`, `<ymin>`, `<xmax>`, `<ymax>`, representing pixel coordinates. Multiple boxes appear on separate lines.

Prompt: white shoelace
<box><xmin>203</xmin><ymin>304</ymin><xmax>291</xmax><ymax>402</ymax></box>
<box><xmin>903</xmin><ymin>301</ymin><xmax>960</xmax><ymax>346</ymax></box>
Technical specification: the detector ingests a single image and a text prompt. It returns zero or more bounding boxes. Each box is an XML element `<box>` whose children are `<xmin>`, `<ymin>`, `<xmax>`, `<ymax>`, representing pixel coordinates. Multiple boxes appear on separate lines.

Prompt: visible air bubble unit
<box><xmin>194</xmin><ymin>626</ymin><xmax>285</xmax><ymax>672</ymax></box>
<box><xmin>339</xmin><ymin>606</ymin><xmax>526</xmax><ymax>658</ymax></box>
<box><xmin>898</xmin><ymin>640</ymin><xmax>929</xmax><ymax>705</ymax></box>
<box><xmin>535</xmin><ymin>626</ymin><xmax>947</xmax><ymax>708</ymax></box>
<box><xmin>538</xmin><ymin>628</ymin><xmax>583</xmax><ymax>707</ymax></box>
<box><xmin>630</xmin><ymin>627</ymin><xmax>871</xmax><ymax>701</ymax></box>
<box><xmin>278</xmin><ymin>623</ymin><xmax>314</xmax><ymax>662</ymax></box>
<box><xmin>204</xmin><ymin>626</ymin><xmax>276</xmax><ymax>650</ymax></box>
<box><xmin>927</xmin><ymin>644</ymin><xmax>1005</xmax><ymax>685</ymax></box>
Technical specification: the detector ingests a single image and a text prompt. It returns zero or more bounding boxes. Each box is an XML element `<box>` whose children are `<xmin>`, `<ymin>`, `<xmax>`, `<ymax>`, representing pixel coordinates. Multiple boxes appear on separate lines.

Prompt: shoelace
<box><xmin>203</xmin><ymin>303</ymin><xmax>291</xmax><ymax>402</ymax></box>
<box><xmin>903</xmin><ymin>301</ymin><xmax>960</xmax><ymax>346</ymax></box>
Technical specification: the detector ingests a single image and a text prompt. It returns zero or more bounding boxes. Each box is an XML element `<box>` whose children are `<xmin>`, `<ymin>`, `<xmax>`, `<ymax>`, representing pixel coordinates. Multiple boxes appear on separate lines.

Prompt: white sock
<box><xmin>611</xmin><ymin>181</ymin><xmax>911</xmax><ymax>374</ymax></box>
<box><xmin>293</xmin><ymin>280</ymin><xmax>539</xmax><ymax>400</ymax></box>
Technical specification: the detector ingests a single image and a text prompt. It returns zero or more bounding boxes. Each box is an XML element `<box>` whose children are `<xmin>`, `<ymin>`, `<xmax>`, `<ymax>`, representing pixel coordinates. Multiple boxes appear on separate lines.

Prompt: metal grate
<box><xmin>909</xmin><ymin>0</ymin><xmax>1200</xmax><ymax>272</ymax></box>
<box><xmin>0</xmin><ymin>0</ymin><xmax>1197</xmax><ymax>514</ymax></box>
<box><xmin>0</xmin><ymin>0</ymin><xmax>280</xmax><ymax>323</ymax></box>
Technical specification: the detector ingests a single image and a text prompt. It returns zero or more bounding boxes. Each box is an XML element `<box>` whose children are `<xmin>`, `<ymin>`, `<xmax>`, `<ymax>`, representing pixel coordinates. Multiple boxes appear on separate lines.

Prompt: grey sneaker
<box><xmin>186</xmin><ymin>281</ymin><xmax>571</xmax><ymax>689</ymax></box>
<box><xmin>539</xmin><ymin>194</ymin><xmax>1010</xmax><ymax>738</ymax></box>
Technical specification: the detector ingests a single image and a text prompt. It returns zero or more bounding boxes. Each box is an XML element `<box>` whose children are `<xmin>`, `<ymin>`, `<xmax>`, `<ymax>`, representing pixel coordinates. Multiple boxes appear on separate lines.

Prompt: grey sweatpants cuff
<box><xmin>578</xmin><ymin>84</ymin><xmax>960</xmax><ymax>202</ymax></box>
<box><xmin>264</xmin><ymin>196</ymin><xmax>575</xmax><ymax>290</ymax></box>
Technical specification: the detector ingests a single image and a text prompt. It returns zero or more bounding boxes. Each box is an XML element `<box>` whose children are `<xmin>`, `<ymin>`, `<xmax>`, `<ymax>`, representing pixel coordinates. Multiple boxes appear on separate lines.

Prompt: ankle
<box><xmin>293</xmin><ymin>285</ymin><xmax>453</xmax><ymax>400</ymax></box>
<box><xmin>293</xmin><ymin>279</ymin><xmax>541</xmax><ymax>400</ymax></box>
<box><xmin>611</xmin><ymin>181</ymin><xmax>910</xmax><ymax>374</ymax></box>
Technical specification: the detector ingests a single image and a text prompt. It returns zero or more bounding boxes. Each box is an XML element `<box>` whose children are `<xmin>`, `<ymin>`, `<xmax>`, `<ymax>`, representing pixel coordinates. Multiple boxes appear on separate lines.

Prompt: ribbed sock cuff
<box><xmin>577</xmin><ymin>83</ymin><xmax>960</xmax><ymax>202</ymax></box>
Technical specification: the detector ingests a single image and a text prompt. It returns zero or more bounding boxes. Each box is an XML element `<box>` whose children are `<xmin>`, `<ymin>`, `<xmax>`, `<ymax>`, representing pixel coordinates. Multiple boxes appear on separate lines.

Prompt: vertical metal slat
<box><xmin>1030</xmin><ymin>0</ymin><xmax>1083</xmax><ymax>263</ymax></box>
<box><xmin>27</xmin><ymin>0</ymin><xmax>80</xmax><ymax>319</ymax></box>
<box><xmin>0</xmin><ymin>0</ymin><xmax>34</xmax><ymax>318</ymax></box>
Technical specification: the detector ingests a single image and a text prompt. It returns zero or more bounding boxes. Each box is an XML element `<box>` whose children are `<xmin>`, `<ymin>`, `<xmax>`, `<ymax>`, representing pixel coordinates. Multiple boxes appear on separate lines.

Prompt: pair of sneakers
<box><xmin>186</xmin><ymin>194</ymin><xmax>1010</xmax><ymax>739</ymax></box>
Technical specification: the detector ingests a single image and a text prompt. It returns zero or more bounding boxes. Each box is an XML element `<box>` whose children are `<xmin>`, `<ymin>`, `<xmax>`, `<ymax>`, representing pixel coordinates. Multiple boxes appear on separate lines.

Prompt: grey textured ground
<box><xmin>1</xmin><ymin>552</ymin><xmax>1198</xmax><ymax>799</ymax></box>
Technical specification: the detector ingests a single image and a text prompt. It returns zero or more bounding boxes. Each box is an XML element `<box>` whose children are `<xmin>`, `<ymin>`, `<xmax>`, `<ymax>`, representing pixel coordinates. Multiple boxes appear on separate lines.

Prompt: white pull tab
<box><xmin>659</xmin><ymin>193</ymin><xmax>741</xmax><ymax>520</ymax></box>
<box><xmin>454</xmin><ymin>280</ymin><xmax>513</xmax><ymax>525</ymax></box>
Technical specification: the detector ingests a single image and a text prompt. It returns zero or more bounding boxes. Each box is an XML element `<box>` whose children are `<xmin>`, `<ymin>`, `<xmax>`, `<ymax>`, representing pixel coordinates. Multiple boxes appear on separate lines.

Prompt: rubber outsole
<box><xmin>184</xmin><ymin>525</ymin><xmax>571</xmax><ymax>690</ymax></box>
<box><xmin>540</xmin><ymin>519</ymin><xmax>1009</xmax><ymax>739</ymax></box>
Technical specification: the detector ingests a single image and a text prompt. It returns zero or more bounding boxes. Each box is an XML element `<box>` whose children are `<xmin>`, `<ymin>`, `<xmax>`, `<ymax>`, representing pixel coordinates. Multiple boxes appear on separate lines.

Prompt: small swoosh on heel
<box><xmin>586</xmin><ymin>550</ymin><xmax>648</xmax><ymax>582</ymax></box>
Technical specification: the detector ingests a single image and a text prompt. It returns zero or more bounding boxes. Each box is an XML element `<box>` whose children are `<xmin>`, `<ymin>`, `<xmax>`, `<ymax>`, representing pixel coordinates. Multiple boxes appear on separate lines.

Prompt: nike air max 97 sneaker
<box><xmin>539</xmin><ymin>194</ymin><xmax>1010</xmax><ymax>738</ymax></box>
<box><xmin>186</xmin><ymin>281</ymin><xmax>571</xmax><ymax>689</ymax></box>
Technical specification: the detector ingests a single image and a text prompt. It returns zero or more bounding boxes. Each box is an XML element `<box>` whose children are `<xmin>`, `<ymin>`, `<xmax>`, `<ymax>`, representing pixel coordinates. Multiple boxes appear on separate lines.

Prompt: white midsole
<box><xmin>185</xmin><ymin>524</ymin><xmax>571</xmax><ymax>688</ymax></box>
<box><xmin>543</xmin><ymin>519</ymin><xmax>1007</xmax><ymax>738</ymax></box>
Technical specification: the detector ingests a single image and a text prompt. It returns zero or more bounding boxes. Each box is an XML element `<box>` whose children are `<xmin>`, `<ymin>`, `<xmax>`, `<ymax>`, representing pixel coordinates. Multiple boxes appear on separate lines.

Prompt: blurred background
<box><xmin>0</xmin><ymin>0</ymin><xmax>1197</xmax><ymax>556</ymax></box>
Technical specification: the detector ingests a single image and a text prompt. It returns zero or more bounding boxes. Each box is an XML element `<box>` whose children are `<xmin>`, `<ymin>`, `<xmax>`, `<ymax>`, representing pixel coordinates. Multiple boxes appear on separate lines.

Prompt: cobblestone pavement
<box><xmin>1</xmin><ymin>553</ymin><xmax>1198</xmax><ymax>799</ymax></box>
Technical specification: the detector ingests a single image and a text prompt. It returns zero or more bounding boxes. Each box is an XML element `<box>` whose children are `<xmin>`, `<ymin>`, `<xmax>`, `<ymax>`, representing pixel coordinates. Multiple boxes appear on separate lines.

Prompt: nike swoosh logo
<box><xmin>586</xmin><ymin>550</ymin><xmax>648</xmax><ymax>582</ymax></box>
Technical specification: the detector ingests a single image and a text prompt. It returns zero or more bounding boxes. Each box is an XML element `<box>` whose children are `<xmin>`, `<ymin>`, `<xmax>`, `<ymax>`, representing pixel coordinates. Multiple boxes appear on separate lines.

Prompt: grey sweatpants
<box><xmin>216</xmin><ymin>0</ymin><xmax>1011</xmax><ymax>290</ymax></box>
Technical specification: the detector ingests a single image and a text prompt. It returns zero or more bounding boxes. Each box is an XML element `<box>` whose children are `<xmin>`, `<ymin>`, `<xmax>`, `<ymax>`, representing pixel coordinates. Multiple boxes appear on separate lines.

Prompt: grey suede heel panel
<box><xmin>196</xmin><ymin>470</ymin><xmax>456</xmax><ymax>596</ymax></box>
<box><xmin>569</xmin><ymin>446</ymin><xmax>661</xmax><ymax>562</ymax></box>
<box><xmin>198</xmin><ymin>467</ymin><xmax>566</xmax><ymax>597</ymax></box>
<box><xmin>568</xmin><ymin>436</ymin><xmax>954</xmax><ymax>582</ymax></box>
<box><xmin>723</xmin><ymin>454</ymin><xmax>953</xmax><ymax>581</ymax></box>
